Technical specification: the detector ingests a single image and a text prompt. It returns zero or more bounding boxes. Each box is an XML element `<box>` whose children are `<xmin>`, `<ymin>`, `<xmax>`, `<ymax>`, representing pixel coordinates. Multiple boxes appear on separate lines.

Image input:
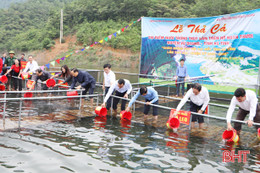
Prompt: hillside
<box><xmin>0</xmin><ymin>0</ymin><xmax>260</xmax><ymax>68</ymax></box>
<box><xmin>0</xmin><ymin>0</ymin><xmax>27</xmax><ymax>9</ymax></box>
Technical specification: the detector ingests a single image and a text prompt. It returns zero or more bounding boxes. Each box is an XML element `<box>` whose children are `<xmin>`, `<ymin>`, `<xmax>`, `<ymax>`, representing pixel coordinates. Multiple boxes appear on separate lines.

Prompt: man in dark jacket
<box><xmin>70</xmin><ymin>68</ymin><xmax>96</xmax><ymax>110</ymax></box>
<box><xmin>29</xmin><ymin>68</ymin><xmax>52</xmax><ymax>90</ymax></box>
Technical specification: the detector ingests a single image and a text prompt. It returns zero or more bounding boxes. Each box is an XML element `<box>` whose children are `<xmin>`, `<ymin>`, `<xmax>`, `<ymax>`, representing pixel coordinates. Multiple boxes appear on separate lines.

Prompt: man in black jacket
<box><xmin>70</xmin><ymin>68</ymin><xmax>96</xmax><ymax>110</ymax></box>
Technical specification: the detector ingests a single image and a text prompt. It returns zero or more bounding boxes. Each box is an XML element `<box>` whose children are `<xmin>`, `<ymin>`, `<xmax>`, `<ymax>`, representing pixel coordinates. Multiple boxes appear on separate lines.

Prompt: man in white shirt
<box><xmin>102</xmin><ymin>64</ymin><xmax>116</xmax><ymax>110</ymax></box>
<box><xmin>101</xmin><ymin>79</ymin><xmax>132</xmax><ymax>117</ymax></box>
<box><xmin>226</xmin><ymin>88</ymin><xmax>260</xmax><ymax>135</ymax></box>
<box><xmin>23</xmin><ymin>55</ymin><xmax>39</xmax><ymax>81</ymax></box>
<box><xmin>172</xmin><ymin>83</ymin><xmax>210</xmax><ymax>129</ymax></box>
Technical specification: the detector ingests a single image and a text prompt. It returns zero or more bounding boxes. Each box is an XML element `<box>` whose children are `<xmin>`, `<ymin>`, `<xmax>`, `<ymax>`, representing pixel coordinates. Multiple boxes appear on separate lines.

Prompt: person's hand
<box><xmin>101</xmin><ymin>103</ymin><xmax>106</xmax><ymax>108</ymax></box>
<box><xmin>102</xmin><ymin>85</ymin><xmax>105</xmax><ymax>91</ymax></box>
<box><xmin>247</xmin><ymin>120</ymin><xmax>253</xmax><ymax>127</ymax></box>
<box><xmin>76</xmin><ymin>86</ymin><xmax>81</xmax><ymax>90</ymax></box>
<box><xmin>124</xmin><ymin>94</ymin><xmax>128</xmax><ymax>98</ymax></box>
<box><xmin>170</xmin><ymin>111</ymin><xmax>178</xmax><ymax>118</ymax></box>
<box><xmin>50</xmin><ymin>76</ymin><xmax>54</xmax><ymax>79</ymax></box>
<box><xmin>42</xmin><ymin>81</ymin><xmax>46</xmax><ymax>84</ymax></box>
<box><xmin>198</xmin><ymin>110</ymin><xmax>203</xmax><ymax>114</ymax></box>
<box><xmin>126</xmin><ymin>107</ymin><xmax>130</xmax><ymax>112</ymax></box>
<box><xmin>227</xmin><ymin>122</ymin><xmax>233</xmax><ymax>131</ymax></box>
<box><xmin>146</xmin><ymin>101</ymin><xmax>151</xmax><ymax>105</ymax></box>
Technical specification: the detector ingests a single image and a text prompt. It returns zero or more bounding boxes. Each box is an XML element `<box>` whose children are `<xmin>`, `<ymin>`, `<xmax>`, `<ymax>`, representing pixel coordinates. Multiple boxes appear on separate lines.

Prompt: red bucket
<box><xmin>0</xmin><ymin>75</ymin><xmax>8</xmax><ymax>83</ymax></box>
<box><xmin>0</xmin><ymin>85</ymin><xmax>5</xmax><ymax>91</ymax></box>
<box><xmin>24</xmin><ymin>91</ymin><xmax>33</xmax><ymax>98</ymax></box>
<box><xmin>21</xmin><ymin>72</ymin><xmax>30</xmax><ymax>80</ymax></box>
<box><xmin>222</xmin><ymin>130</ymin><xmax>239</xmax><ymax>143</ymax></box>
<box><xmin>95</xmin><ymin>106</ymin><xmax>107</xmax><ymax>117</ymax></box>
<box><xmin>67</xmin><ymin>91</ymin><xmax>78</xmax><ymax>97</ymax></box>
<box><xmin>120</xmin><ymin>111</ymin><xmax>132</xmax><ymax>121</ymax></box>
<box><xmin>46</xmin><ymin>79</ymin><xmax>56</xmax><ymax>87</ymax></box>
<box><xmin>166</xmin><ymin>118</ymin><xmax>180</xmax><ymax>129</ymax></box>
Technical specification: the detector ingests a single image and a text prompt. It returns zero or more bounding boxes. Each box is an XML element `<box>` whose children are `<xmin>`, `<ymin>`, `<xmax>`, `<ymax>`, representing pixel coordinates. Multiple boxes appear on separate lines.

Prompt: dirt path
<box><xmin>32</xmin><ymin>35</ymin><xmax>139</xmax><ymax>66</ymax></box>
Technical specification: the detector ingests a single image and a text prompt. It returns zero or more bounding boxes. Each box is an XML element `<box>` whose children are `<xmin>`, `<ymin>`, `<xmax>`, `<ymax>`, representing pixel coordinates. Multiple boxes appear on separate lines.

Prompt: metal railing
<box><xmin>109</xmin><ymin>95</ymin><xmax>260</xmax><ymax>127</ymax></box>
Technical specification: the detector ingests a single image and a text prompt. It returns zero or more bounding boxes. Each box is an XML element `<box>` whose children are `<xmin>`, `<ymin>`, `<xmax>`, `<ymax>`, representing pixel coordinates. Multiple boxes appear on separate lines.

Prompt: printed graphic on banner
<box><xmin>170</xmin><ymin>109</ymin><xmax>191</xmax><ymax>125</ymax></box>
<box><xmin>140</xmin><ymin>9</ymin><xmax>260</xmax><ymax>93</ymax></box>
<box><xmin>20</xmin><ymin>61</ymin><xmax>27</xmax><ymax>69</ymax></box>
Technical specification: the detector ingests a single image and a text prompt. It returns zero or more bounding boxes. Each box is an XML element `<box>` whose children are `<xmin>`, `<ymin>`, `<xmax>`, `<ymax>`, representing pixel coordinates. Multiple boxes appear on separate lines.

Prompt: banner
<box><xmin>20</xmin><ymin>61</ymin><xmax>27</xmax><ymax>69</ymax></box>
<box><xmin>140</xmin><ymin>9</ymin><xmax>260</xmax><ymax>93</ymax></box>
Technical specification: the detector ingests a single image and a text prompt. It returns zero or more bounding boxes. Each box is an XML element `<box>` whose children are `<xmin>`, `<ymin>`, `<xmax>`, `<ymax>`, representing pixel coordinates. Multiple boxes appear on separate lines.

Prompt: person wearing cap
<box><xmin>226</xmin><ymin>88</ymin><xmax>260</xmax><ymax>135</ymax></box>
<box><xmin>101</xmin><ymin>79</ymin><xmax>132</xmax><ymax>117</ymax></box>
<box><xmin>171</xmin><ymin>83</ymin><xmax>210</xmax><ymax>129</ymax></box>
<box><xmin>29</xmin><ymin>68</ymin><xmax>52</xmax><ymax>91</ymax></box>
<box><xmin>102</xmin><ymin>64</ymin><xmax>116</xmax><ymax>111</ymax></box>
<box><xmin>126</xmin><ymin>86</ymin><xmax>159</xmax><ymax>123</ymax></box>
<box><xmin>4</xmin><ymin>51</ymin><xmax>17</xmax><ymax>90</ymax></box>
<box><xmin>70</xmin><ymin>68</ymin><xmax>96</xmax><ymax>110</ymax></box>
<box><xmin>175</xmin><ymin>56</ymin><xmax>187</xmax><ymax>97</ymax></box>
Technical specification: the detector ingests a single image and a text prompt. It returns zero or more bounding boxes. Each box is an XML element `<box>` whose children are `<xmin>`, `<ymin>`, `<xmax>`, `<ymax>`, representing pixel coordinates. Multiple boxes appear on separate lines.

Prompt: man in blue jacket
<box><xmin>126</xmin><ymin>86</ymin><xmax>159</xmax><ymax>123</ymax></box>
<box><xmin>70</xmin><ymin>68</ymin><xmax>96</xmax><ymax>110</ymax></box>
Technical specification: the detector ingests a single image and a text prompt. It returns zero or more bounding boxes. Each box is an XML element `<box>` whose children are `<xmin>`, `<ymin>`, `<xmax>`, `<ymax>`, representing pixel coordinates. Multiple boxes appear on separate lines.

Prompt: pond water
<box><xmin>0</xmin><ymin>94</ymin><xmax>260</xmax><ymax>173</ymax></box>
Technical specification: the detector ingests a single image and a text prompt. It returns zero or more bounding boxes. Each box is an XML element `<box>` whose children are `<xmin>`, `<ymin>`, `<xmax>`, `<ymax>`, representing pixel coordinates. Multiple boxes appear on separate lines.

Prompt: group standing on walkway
<box><xmin>1</xmin><ymin>53</ymin><xmax>259</xmax><ymax>135</ymax></box>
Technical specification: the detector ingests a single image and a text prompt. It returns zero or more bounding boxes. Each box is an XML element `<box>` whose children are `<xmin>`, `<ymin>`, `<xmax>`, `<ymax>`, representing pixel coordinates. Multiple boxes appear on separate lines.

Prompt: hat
<box><xmin>179</xmin><ymin>55</ymin><xmax>185</xmax><ymax>61</ymax></box>
<box><xmin>9</xmin><ymin>51</ymin><xmax>15</xmax><ymax>55</ymax></box>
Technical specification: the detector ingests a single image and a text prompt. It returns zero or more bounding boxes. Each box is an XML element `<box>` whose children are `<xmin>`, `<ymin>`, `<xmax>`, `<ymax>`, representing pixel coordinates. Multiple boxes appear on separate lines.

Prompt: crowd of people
<box><xmin>0</xmin><ymin>51</ymin><xmax>259</xmax><ymax>135</ymax></box>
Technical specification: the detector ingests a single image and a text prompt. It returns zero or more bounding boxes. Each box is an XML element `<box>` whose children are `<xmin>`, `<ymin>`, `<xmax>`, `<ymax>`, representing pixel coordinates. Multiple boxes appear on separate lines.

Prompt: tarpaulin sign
<box><xmin>140</xmin><ymin>9</ymin><xmax>260</xmax><ymax>93</ymax></box>
<box><xmin>170</xmin><ymin>109</ymin><xmax>191</xmax><ymax>125</ymax></box>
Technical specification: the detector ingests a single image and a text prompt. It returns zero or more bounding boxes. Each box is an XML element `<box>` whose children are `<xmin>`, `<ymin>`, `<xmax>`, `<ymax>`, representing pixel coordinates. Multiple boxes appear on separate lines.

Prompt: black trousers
<box><xmin>144</xmin><ymin>99</ymin><xmax>158</xmax><ymax>116</ymax></box>
<box><xmin>12</xmin><ymin>72</ymin><xmax>22</xmax><ymax>91</ymax></box>
<box><xmin>112</xmin><ymin>91</ymin><xmax>127</xmax><ymax>111</ymax></box>
<box><xmin>105</xmin><ymin>87</ymin><xmax>114</xmax><ymax>110</ymax></box>
<box><xmin>234</xmin><ymin>103</ymin><xmax>260</xmax><ymax>131</ymax></box>
<box><xmin>190</xmin><ymin>101</ymin><xmax>205</xmax><ymax>123</ymax></box>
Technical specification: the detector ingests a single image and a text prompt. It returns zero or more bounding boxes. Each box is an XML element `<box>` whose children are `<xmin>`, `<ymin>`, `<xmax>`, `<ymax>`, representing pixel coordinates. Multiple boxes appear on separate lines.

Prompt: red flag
<box><xmin>56</xmin><ymin>59</ymin><xmax>60</xmax><ymax>64</ymax></box>
<box><xmin>121</xmin><ymin>28</ymin><xmax>125</xmax><ymax>32</ymax></box>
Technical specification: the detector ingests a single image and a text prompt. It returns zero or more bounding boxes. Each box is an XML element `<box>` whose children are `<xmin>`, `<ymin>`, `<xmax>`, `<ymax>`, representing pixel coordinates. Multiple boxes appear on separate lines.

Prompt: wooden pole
<box><xmin>60</xmin><ymin>9</ymin><xmax>63</xmax><ymax>44</ymax></box>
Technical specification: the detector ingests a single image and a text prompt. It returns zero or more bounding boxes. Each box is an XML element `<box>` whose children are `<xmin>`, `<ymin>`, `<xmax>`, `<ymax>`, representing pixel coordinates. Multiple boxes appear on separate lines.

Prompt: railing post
<box><xmin>3</xmin><ymin>92</ymin><xmax>6</xmax><ymax>122</ymax></box>
<box><xmin>79</xmin><ymin>90</ymin><xmax>83</xmax><ymax>110</ymax></box>
<box><xmin>18</xmin><ymin>99</ymin><xmax>22</xmax><ymax>129</ymax></box>
<box><xmin>96</xmin><ymin>95</ymin><xmax>99</xmax><ymax>107</ymax></box>
<box><xmin>167</xmin><ymin>84</ymin><xmax>170</xmax><ymax>96</ymax></box>
<box><xmin>110</xmin><ymin>95</ymin><xmax>113</xmax><ymax>116</ymax></box>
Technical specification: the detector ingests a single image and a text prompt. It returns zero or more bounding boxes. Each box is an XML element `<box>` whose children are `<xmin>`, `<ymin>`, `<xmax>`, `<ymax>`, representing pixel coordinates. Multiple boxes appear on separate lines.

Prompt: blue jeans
<box><xmin>176</xmin><ymin>77</ymin><xmax>185</xmax><ymax>96</ymax></box>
